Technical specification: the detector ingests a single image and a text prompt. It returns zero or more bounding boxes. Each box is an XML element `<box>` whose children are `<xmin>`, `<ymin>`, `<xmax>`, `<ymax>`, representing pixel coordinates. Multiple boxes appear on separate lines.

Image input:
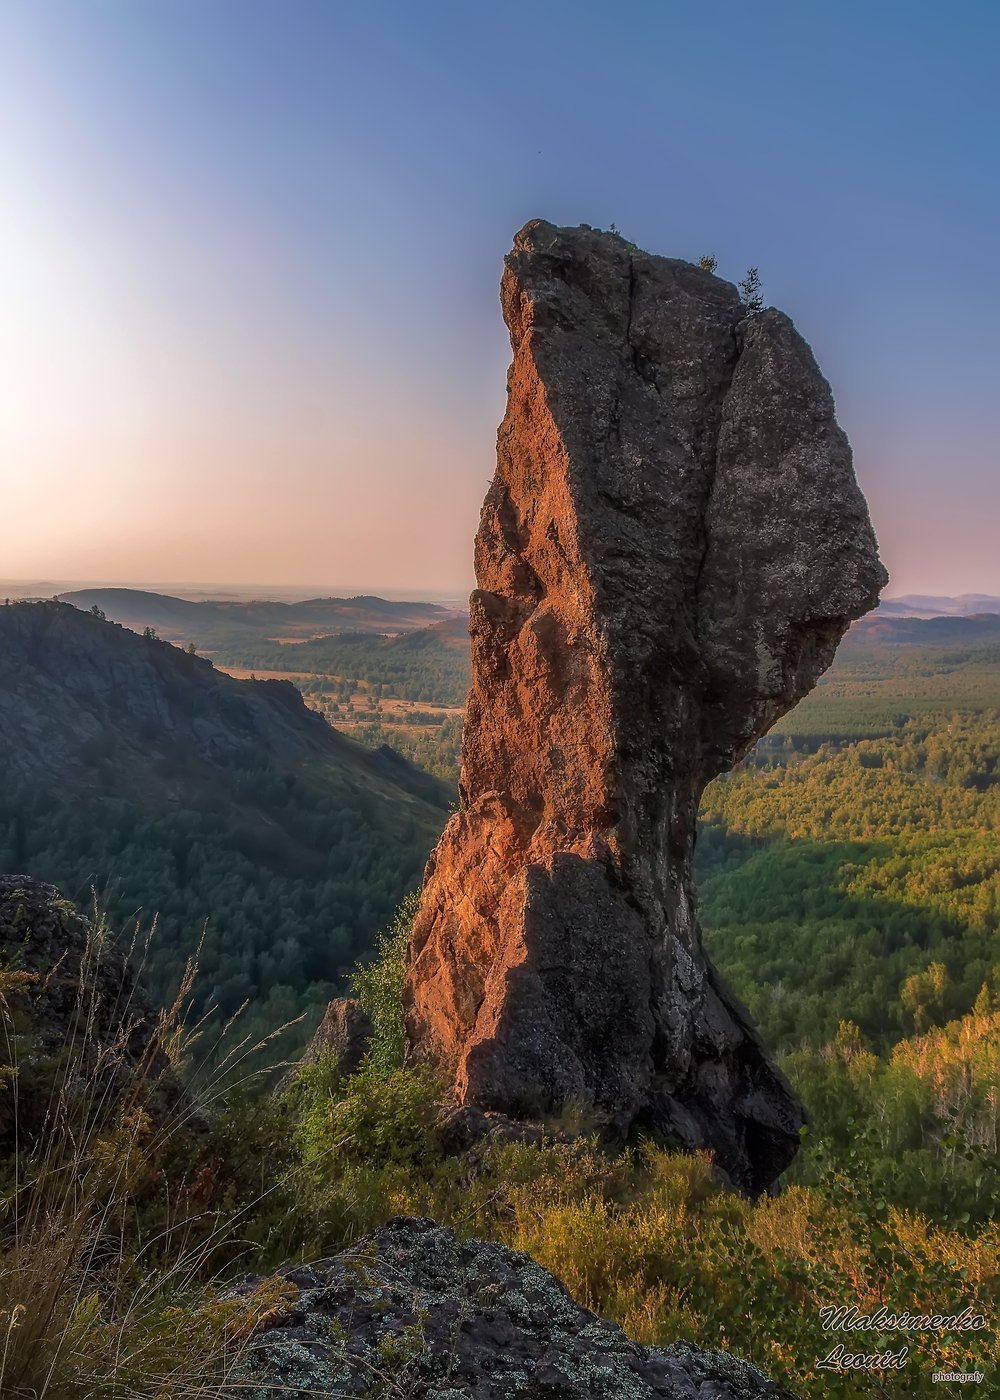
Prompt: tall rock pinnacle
<box><xmin>404</xmin><ymin>220</ymin><xmax>887</xmax><ymax>1193</ymax></box>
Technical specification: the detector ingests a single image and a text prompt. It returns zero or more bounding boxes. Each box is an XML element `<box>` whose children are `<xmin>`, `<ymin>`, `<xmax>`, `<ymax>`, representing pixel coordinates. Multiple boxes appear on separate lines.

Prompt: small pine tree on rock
<box><xmin>739</xmin><ymin>266</ymin><xmax>764</xmax><ymax>316</ymax></box>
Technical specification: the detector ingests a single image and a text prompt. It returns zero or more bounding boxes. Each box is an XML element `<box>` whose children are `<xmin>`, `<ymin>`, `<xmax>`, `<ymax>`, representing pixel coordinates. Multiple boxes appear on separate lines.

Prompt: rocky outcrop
<box><xmin>404</xmin><ymin>221</ymin><xmax>886</xmax><ymax>1193</ymax></box>
<box><xmin>0</xmin><ymin>875</ymin><xmax>181</xmax><ymax>1149</ymax></box>
<box><xmin>276</xmin><ymin>997</ymin><xmax>373</xmax><ymax>1094</ymax></box>
<box><xmin>230</xmin><ymin>1216</ymin><xmax>792</xmax><ymax>1398</ymax></box>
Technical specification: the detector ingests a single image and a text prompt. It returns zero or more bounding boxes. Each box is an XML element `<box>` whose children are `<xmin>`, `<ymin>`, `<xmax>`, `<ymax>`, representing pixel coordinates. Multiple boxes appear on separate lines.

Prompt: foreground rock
<box><xmin>231</xmin><ymin>1216</ymin><xmax>791</xmax><ymax>1398</ymax></box>
<box><xmin>404</xmin><ymin>220</ymin><xmax>887</xmax><ymax>1193</ymax></box>
<box><xmin>275</xmin><ymin>997</ymin><xmax>373</xmax><ymax>1094</ymax></box>
<box><xmin>0</xmin><ymin>875</ymin><xmax>180</xmax><ymax>1149</ymax></box>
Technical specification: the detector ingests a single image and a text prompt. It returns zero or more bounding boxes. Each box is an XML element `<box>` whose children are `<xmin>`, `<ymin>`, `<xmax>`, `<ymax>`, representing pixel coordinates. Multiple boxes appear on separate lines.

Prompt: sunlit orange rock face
<box><xmin>403</xmin><ymin>220</ymin><xmax>887</xmax><ymax>1193</ymax></box>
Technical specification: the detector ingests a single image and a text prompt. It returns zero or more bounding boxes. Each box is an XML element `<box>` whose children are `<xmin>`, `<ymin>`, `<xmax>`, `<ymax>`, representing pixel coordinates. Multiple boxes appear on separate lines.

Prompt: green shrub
<box><xmin>296</xmin><ymin>1057</ymin><xmax>444</xmax><ymax>1173</ymax></box>
<box><xmin>350</xmin><ymin>890</ymin><xmax>419</xmax><ymax>1072</ymax></box>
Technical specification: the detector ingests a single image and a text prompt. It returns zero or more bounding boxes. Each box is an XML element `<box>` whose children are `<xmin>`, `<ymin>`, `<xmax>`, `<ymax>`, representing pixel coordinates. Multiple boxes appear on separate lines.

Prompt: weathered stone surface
<box><xmin>404</xmin><ymin>221</ymin><xmax>887</xmax><ymax>1193</ymax></box>
<box><xmin>229</xmin><ymin>1216</ymin><xmax>792</xmax><ymax>1398</ymax></box>
<box><xmin>276</xmin><ymin>997</ymin><xmax>373</xmax><ymax>1093</ymax></box>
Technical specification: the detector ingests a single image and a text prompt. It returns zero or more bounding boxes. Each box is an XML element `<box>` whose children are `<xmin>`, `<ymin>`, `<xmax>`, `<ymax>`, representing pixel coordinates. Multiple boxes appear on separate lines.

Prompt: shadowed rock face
<box><xmin>404</xmin><ymin>220</ymin><xmax>887</xmax><ymax>1193</ymax></box>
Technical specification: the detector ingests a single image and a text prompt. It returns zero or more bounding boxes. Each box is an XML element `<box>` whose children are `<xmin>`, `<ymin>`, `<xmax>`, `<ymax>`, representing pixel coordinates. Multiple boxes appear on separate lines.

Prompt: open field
<box><xmin>216</xmin><ymin>663</ymin><xmax>464</xmax><ymax>774</ymax></box>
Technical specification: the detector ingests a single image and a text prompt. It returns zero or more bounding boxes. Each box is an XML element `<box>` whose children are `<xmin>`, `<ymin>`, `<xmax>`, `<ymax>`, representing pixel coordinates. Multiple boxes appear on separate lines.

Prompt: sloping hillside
<box><xmin>0</xmin><ymin>601</ymin><xmax>449</xmax><ymax>1020</ymax></box>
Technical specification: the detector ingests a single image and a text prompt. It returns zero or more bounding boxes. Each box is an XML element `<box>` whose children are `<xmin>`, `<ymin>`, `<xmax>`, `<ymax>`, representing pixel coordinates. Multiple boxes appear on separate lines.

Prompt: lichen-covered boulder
<box><xmin>229</xmin><ymin>1217</ymin><xmax>792</xmax><ymax>1398</ymax></box>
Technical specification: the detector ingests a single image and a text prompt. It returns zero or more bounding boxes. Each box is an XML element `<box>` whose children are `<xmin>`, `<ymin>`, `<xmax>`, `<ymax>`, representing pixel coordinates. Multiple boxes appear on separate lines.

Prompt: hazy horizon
<box><xmin>0</xmin><ymin>577</ymin><xmax>470</xmax><ymax>605</ymax></box>
<box><xmin>3</xmin><ymin>1</ymin><xmax>998</xmax><ymax>595</ymax></box>
<box><xmin>4</xmin><ymin>576</ymin><xmax>999</xmax><ymax>614</ymax></box>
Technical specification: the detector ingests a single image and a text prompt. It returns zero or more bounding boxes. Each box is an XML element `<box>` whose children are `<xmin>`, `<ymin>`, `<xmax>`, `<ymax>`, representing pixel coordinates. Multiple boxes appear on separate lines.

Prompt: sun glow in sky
<box><xmin>2</xmin><ymin>0</ymin><xmax>997</xmax><ymax>596</ymax></box>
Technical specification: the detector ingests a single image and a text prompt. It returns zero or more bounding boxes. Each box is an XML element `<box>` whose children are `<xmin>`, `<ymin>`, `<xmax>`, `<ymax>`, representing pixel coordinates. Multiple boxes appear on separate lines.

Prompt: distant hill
<box><xmin>0</xmin><ymin>601</ymin><xmax>449</xmax><ymax>1022</ymax></box>
<box><xmin>408</xmin><ymin>613</ymin><xmax>470</xmax><ymax>649</ymax></box>
<box><xmin>48</xmin><ymin>585</ymin><xmax>1000</xmax><ymax>631</ymax></box>
<box><xmin>59</xmin><ymin>587</ymin><xmax>460</xmax><ymax>642</ymax></box>
<box><xmin>876</xmin><ymin>593</ymin><xmax>1000</xmax><ymax>618</ymax></box>
<box><xmin>846</xmin><ymin>612</ymin><xmax>1000</xmax><ymax>647</ymax></box>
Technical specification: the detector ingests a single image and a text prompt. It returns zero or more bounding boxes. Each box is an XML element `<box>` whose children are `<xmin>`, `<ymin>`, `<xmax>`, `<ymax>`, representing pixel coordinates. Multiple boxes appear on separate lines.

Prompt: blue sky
<box><xmin>1</xmin><ymin>0</ymin><xmax>997</xmax><ymax>594</ymax></box>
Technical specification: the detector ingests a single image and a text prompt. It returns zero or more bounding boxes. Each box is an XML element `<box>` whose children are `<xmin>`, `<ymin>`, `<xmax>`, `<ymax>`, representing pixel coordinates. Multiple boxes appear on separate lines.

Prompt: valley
<box><xmin>25</xmin><ymin>588</ymin><xmax>998</xmax><ymax>1065</ymax></box>
<box><xmin>3</xmin><ymin>592</ymin><xmax>996</xmax><ymax>1395</ymax></box>
<box><xmin>5</xmin><ymin>599</ymin><xmax>991</xmax><ymax>1388</ymax></box>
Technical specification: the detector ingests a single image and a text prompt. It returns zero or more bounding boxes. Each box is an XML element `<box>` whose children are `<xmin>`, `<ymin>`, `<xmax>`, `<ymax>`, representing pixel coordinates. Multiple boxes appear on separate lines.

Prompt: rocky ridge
<box><xmin>0</xmin><ymin>599</ymin><xmax>438</xmax><ymax>802</ymax></box>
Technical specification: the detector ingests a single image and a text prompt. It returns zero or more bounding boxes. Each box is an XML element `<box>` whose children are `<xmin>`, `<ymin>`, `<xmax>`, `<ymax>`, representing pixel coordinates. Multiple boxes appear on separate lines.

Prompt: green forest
<box><xmin>698</xmin><ymin>633</ymin><xmax>999</xmax><ymax>1053</ymax></box>
<box><xmin>0</xmin><ymin>761</ymin><xmax>445</xmax><ymax>1043</ymax></box>
<box><xmin>698</xmin><ymin>713</ymin><xmax>999</xmax><ymax>1050</ymax></box>
<box><xmin>0</xmin><ymin>603</ymin><xmax>451</xmax><ymax>1043</ymax></box>
<box><xmin>680</xmin><ymin>623</ymin><xmax>1000</xmax><ymax>1379</ymax></box>
<box><xmin>212</xmin><ymin>623</ymin><xmax>471</xmax><ymax>707</ymax></box>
